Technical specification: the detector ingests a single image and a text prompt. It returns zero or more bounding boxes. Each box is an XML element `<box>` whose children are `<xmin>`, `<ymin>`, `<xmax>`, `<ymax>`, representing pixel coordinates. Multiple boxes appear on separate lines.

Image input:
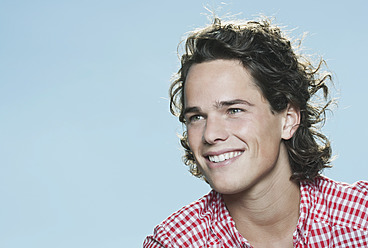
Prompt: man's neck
<box><xmin>222</xmin><ymin>159</ymin><xmax>301</xmax><ymax>247</ymax></box>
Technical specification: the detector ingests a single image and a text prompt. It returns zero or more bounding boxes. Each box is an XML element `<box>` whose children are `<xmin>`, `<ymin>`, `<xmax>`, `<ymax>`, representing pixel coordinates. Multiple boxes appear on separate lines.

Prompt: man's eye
<box><xmin>188</xmin><ymin>115</ymin><xmax>203</xmax><ymax>123</ymax></box>
<box><xmin>228</xmin><ymin>108</ymin><xmax>243</xmax><ymax>114</ymax></box>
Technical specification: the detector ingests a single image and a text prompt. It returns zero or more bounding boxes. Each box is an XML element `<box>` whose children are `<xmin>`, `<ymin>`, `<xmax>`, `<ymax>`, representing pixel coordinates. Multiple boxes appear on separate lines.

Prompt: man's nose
<box><xmin>202</xmin><ymin>116</ymin><xmax>229</xmax><ymax>145</ymax></box>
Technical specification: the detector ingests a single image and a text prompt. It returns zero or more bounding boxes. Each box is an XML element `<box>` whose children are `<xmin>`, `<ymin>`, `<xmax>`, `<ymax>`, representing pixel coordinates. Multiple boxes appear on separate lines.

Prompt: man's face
<box><xmin>183</xmin><ymin>59</ymin><xmax>293</xmax><ymax>195</ymax></box>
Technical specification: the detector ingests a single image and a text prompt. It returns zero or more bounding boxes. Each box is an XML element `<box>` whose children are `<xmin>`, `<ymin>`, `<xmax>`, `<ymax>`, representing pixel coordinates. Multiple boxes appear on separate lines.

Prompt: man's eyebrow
<box><xmin>183</xmin><ymin>106</ymin><xmax>201</xmax><ymax>116</ymax></box>
<box><xmin>215</xmin><ymin>99</ymin><xmax>254</xmax><ymax>108</ymax></box>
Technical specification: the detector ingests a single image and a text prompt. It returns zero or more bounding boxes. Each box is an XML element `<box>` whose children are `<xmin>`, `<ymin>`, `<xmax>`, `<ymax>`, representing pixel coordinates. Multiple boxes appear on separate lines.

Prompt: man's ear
<box><xmin>281</xmin><ymin>104</ymin><xmax>300</xmax><ymax>140</ymax></box>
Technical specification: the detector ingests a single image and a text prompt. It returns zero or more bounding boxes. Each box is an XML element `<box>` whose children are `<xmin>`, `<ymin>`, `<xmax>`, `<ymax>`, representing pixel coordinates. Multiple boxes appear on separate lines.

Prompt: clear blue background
<box><xmin>0</xmin><ymin>0</ymin><xmax>367</xmax><ymax>247</ymax></box>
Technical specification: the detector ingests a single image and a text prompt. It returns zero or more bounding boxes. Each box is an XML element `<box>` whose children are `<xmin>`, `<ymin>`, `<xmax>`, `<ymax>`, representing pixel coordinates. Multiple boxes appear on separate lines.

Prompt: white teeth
<box><xmin>225</xmin><ymin>153</ymin><xmax>230</xmax><ymax>160</ymax></box>
<box><xmin>219</xmin><ymin>154</ymin><xmax>225</xmax><ymax>161</ymax></box>
<box><xmin>208</xmin><ymin>151</ymin><xmax>242</xmax><ymax>163</ymax></box>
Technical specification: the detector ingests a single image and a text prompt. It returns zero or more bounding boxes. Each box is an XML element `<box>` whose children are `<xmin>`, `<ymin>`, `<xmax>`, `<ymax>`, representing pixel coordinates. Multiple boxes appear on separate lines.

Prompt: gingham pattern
<box><xmin>144</xmin><ymin>176</ymin><xmax>368</xmax><ymax>247</ymax></box>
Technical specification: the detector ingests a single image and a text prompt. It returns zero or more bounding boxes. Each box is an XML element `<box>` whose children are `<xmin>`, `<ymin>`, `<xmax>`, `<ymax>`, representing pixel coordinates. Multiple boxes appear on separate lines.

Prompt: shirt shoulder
<box><xmin>311</xmin><ymin>176</ymin><xmax>368</xmax><ymax>230</ymax></box>
<box><xmin>143</xmin><ymin>190</ymin><xmax>222</xmax><ymax>247</ymax></box>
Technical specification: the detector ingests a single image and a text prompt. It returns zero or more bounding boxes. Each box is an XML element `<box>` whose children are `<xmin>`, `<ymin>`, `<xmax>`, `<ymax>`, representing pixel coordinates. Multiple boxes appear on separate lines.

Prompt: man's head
<box><xmin>170</xmin><ymin>17</ymin><xmax>332</xmax><ymax>182</ymax></box>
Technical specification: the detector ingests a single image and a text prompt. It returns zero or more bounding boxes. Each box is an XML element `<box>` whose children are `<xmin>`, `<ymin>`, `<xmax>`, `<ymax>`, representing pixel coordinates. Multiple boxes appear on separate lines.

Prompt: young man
<box><xmin>143</xmin><ymin>18</ymin><xmax>368</xmax><ymax>247</ymax></box>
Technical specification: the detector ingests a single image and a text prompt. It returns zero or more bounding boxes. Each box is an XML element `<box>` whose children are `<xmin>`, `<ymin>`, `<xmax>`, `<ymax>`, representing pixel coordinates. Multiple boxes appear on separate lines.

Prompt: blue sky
<box><xmin>0</xmin><ymin>0</ymin><xmax>367</xmax><ymax>247</ymax></box>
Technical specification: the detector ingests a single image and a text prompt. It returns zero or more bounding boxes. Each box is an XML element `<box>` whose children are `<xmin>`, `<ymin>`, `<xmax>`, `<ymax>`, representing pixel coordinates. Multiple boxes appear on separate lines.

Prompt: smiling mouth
<box><xmin>208</xmin><ymin>151</ymin><xmax>243</xmax><ymax>163</ymax></box>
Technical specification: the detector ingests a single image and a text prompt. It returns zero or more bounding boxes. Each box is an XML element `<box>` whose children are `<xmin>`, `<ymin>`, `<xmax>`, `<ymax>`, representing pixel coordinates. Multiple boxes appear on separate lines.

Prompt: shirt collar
<box><xmin>208</xmin><ymin>191</ymin><xmax>253</xmax><ymax>247</ymax></box>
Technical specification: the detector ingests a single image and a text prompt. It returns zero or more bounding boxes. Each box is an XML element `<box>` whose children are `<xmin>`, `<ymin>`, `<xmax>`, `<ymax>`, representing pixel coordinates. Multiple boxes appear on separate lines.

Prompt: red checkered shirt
<box><xmin>143</xmin><ymin>176</ymin><xmax>368</xmax><ymax>247</ymax></box>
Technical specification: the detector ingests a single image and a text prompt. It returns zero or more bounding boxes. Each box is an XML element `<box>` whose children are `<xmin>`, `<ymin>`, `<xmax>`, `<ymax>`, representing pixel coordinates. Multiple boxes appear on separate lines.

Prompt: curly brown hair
<box><xmin>169</xmin><ymin>17</ymin><xmax>333</xmax><ymax>182</ymax></box>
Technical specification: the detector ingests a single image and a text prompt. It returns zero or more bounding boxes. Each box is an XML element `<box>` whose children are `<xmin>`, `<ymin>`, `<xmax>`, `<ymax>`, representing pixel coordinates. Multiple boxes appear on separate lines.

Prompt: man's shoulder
<box><xmin>144</xmin><ymin>190</ymin><xmax>222</xmax><ymax>247</ymax></box>
<box><xmin>313</xmin><ymin>176</ymin><xmax>368</xmax><ymax>202</ymax></box>
<box><xmin>159</xmin><ymin>190</ymin><xmax>220</xmax><ymax>230</ymax></box>
<box><xmin>308</xmin><ymin>176</ymin><xmax>368</xmax><ymax>229</ymax></box>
